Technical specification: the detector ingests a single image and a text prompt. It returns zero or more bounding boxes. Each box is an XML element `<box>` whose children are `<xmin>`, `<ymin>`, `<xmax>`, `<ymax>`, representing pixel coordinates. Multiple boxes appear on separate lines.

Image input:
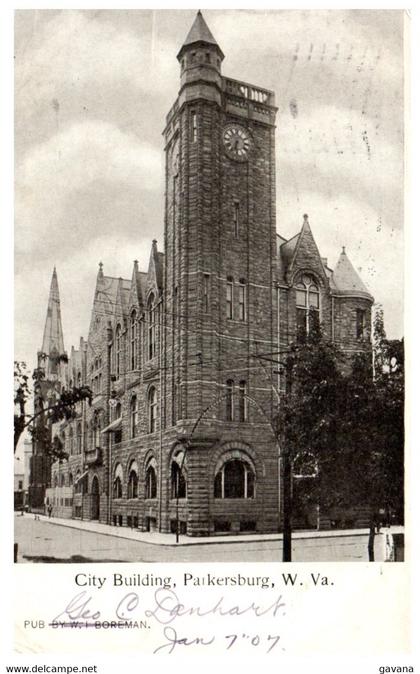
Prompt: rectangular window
<box><xmin>226</xmin><ymin>380</ymin><xmax>234</xmax><ymax>421</ymax></box>
<box><xmin>233</xmin><ymin>201</ymin><xmax>239</xmax><ymax>238</ymax></box>
<box><xmin>296</xmin><ymin>308</ymin><xmax>307</xmax><ymax>343</ymax></box>
<box><xmin>296</xmin><ymin>289</ymin><xmax>306</xmax><ymax>307</ymax></box>
<box><xmin>238</xmin><ymin>282</ymin><xmax>246</xmax><ymax>321</ymax></box>
<box><xmin>203</xmin><ymin>273</ymin><xmax>210</xmax><ymax>313</ymax></box>
<box><xmin>226</xmin><ymin>280</ymin><xmax>233</xmax><ymax>319</ymax></box>
<box><xmin>239</xmin><ymin>380</ymin><xmax>247</xmax><ymax>422</ymax></box>
<box><xmin>190</xmin><ymin>111</ymin><xmax>197</xmax><ymax>142</ymax></box>
<box><xmin>356</xmin><ymin>309</ymin><xmax>367</xmax><ymax>339</ymax></box>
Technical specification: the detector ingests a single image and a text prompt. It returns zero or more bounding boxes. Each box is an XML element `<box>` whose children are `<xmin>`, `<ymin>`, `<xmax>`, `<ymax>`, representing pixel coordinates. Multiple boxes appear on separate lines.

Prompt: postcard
<box><xmin>3</xmin><ymin>7</ymin><xmax>415</xmax><ymax>672</ymax></box>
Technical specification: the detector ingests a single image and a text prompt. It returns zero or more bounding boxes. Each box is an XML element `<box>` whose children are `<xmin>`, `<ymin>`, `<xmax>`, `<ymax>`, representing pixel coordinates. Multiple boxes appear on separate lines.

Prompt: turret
<box><xmin>177</xmin><ymin>11</ymin><xmax>224</xmax><ymax>106</ymax></box>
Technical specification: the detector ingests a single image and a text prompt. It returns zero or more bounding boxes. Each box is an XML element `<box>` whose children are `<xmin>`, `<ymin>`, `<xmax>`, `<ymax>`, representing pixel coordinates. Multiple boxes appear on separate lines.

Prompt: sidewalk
<box><xmin>21</xmin><ymin>513</ymin><xmax>395</xmax><ymax>547</ymax></box>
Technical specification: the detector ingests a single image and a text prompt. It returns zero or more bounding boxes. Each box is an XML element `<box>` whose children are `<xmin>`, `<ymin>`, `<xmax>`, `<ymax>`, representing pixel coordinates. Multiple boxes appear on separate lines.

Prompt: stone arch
<box><xmin>290</xmin><ymin>267</ymin><xmax>327</xmax><ymax>290</ymax></box>
<box><xmin>169</xmin><ymin>444</ymin><xmax>187</xmax><ymax>500</ymax></box>
<box><xmin>145</xmin><ymin>454</ymin><xmax>158</xmax><ymax>500</ymax></box>
<box><xmin>127</xmin><ymin>458</ymin><xmax>139</xmax><ymax>499</ymax></box>
<box><xmin>210</xmin><ymin>441</ymin><xmax>265</xmax><ymax>498</ymax></box>
<box><xmin>112</xmin><ymin>462</ymin><xmax>123</xmax><ymax>499</ymax></box>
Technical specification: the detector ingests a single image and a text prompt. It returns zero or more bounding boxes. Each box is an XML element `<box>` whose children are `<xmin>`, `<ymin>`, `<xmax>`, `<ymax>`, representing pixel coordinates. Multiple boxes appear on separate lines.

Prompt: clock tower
<box><xmin>162</xmin><ymin>11</ymin><xmax>280</xmax><ymax>535</ymax></box>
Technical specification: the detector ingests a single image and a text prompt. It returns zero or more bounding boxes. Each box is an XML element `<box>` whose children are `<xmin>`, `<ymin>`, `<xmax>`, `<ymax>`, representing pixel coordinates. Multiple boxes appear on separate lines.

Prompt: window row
<box><xmin>112</xmin><ymin>297</ymin><xmax>161</xmax><ymax>379</ymax></box>
<box><xmin>113</xmin><ymin>455</ymin><xmax>255</xmax><ymax>501</ymax></box>
<box><xmin>53</xmin><ymin>454</ymin><xmax>257</xmax><ymax>502</ymax></box>
<box><xmin>113</xmin><ymin>460</ymin><xmax>157</xmax><ymax>500</ymax></box>
<box><xmin>294</xmin><ymin>274</ymin><xmax>369</xmax><ymax>341</ymax></box>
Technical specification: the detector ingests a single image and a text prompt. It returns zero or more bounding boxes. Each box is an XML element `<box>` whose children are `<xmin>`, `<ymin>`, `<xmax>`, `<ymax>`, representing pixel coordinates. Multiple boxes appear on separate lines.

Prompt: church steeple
<box><xmin>38</xmin><ymin>267</ymin><xmax>66</xmax><ymax>378</ymax></box>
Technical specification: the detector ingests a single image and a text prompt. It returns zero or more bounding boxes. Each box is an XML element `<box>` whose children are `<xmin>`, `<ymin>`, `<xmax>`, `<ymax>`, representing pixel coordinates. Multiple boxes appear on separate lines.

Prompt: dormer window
<box><xmin>295</xmin><ymin>274</ymin><xmax>320</xmax><ymax>341</ymax></box>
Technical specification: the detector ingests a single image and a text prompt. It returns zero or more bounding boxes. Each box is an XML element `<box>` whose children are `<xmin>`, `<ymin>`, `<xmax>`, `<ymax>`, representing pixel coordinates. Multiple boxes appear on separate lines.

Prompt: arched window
<box><xmin>171</xmin><ymin>451</ymin><xmax>186</xmax><ymax>499</ymax></box>
<box><xmin>127</xmin><ymin>460</ymin><xmax>139</xmax><ymax>499</ymax></box>
<box><xmin>115</xmin><ymin>324</ymin><xmax>121</xmax><ymax>377</ymax></box>
<box><xmin>145</xmin><ymin>458</ymin><xmax>157</xmax><ymax>499</ymax></box>
<box><xmin>295</xmin><ymin>274</ymin><xmax>320</xmax><ymax>341</ymax></box>
<box><xmin>226</xmin><ymin>379</ymin><xmax>234</xmax><ymax>421</ymax></box>
<box><xmin>239</xmin><ymin>380</ymin><xmax>247</xmax><ymax>422</ymax></box>
<box><xmin>68</xmin><ymin>473</ymin><xmax>73</xmax><ymax>487</ymax></box>
<box><xmin>147</xmin><ymin>294</ymin><xmax>156</xmax><ymax>360</ymax></box>
<box><xmin>130</xmin><ymin>310</ymin><xmax>138</xmax><ymax>370</ymax></box>
<box><xmin>130</xmin><ymin>395</ymin><xmax>138</xmax><ymax>438</ymax></box>
<box><xmin>148</xmin><ymin>386</ymin><xmax>157</xmax><ymax>433</ymax></box>
<box><xmin>77</xmin><ymin>372</ymin><xmax>82</xmax><ymax>387</ymax></box>
<box><xmin>113</xmin><ymin>463</ymin><xmax>123</xmax><ymax>499</ymax></box>
<box><xmin>76</xmin><ymin>422</ymin><xmax>82</xmax><ymax>454</ymax></box>
<box><xmin>69</xmin><ymin>427</ymin><xmax>74</xmax><ymax>454</ymax></box>
<box><xmin>60</xmin><ymin>473</ymin><xmax>65</xmax><ymax>487</ymax></box>
<box><xmin>53</xmin><ymin>474</ymin><xmax>58</xmax><ymax>487</ymax></box>
<box><xmin>214</xmin><ymin>458</ymin><xmax>255</xmax><ymax>499</ymax></box>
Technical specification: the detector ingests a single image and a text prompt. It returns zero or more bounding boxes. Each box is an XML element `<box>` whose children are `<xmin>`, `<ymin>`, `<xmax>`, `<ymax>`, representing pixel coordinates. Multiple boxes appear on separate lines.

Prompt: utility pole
<box><xmin>282</xmin><ymin>445</ymin><xmax>292</xmax><ymax>562</ymax></box>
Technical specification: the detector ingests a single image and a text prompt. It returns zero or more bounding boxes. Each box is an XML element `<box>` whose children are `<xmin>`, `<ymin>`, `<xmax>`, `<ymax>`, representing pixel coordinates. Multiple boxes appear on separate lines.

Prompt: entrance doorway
<box><xmin>91</xmin><ymin>475</ymin><xmax>100</xmax><ymax>521</ymax></box>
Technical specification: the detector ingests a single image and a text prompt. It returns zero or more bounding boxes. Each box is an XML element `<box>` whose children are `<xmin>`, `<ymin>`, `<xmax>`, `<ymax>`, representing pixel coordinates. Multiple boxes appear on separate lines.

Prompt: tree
<box><xmin>276</xmin><ymin>316</ymin><xmax>347</xmax><ymax>561</ymax></box>
<box><xmin>277</xmin><ymin>307</ymin><xmax>404</xmax><ymax>561</ymax></box>
<box><xmin>14</xmin><ymin>359</ymin><xmax>92</xmax><ymax>456</ymax></box>
<box><xmin>14</xmin><ymin>361</ymin><xmax>31</xmax><ymax>453</ymax></box>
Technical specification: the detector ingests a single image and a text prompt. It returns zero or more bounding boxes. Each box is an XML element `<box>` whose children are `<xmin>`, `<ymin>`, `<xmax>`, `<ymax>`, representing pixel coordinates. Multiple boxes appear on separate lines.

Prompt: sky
<box><xmin>14</xmin><ymin>9</ymin><xmax>405</xmax><ymax>374</ymax></box>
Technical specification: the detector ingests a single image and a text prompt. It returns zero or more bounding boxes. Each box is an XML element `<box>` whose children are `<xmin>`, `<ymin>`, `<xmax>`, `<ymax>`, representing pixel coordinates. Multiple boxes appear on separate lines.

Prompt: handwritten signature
<box><xmin>52</xmin><ymin>588</ymin><xmax>286</xmax><ymax>626</ymax></box>
<box><xmin>50</xmin><ymin>589</ymin><xmax>286</xmax><ymax>653</ymax></box>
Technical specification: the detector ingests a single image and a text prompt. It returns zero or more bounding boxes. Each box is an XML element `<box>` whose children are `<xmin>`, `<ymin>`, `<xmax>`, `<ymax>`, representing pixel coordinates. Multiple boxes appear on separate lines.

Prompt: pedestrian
<box><xmin>48</xmin><ymin>504</ymin><xmax>53</xmax><ymax>518</ymax></box>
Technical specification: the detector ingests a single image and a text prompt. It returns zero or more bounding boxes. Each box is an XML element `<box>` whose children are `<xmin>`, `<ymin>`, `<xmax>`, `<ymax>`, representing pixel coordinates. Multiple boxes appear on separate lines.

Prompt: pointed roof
<box><xmin>283</xmin><ymin>214</ymin><xmax>328</xmax><ymax>285</ymax></box>
<box><xmin>178</xmin><ymin>10</ymin><xmax>224</xmax><ymax>60</ymax></box>
<box><xmin>332</xmin><ymin>247</ymin><xmax>373</xmax><ymax>300</ymax></box>
<box><xmin>40</xmin><ymin>268</ymin><xmax>66</xmax><ymax>375</ymax></box>
<box><xmin>128</xmin><ymin>260</ymin><xmax>144</xmax><ymax>310</ymax></box>
<box><xmin>146</xmin><ymin>240</ymin><xmax>164</xmax><ymax>296</ymax></box>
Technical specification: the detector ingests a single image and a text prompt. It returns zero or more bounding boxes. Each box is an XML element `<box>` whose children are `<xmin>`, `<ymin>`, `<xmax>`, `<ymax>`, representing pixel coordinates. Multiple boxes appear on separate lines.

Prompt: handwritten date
<box><xmin>154</xmin><ymin>626</ymin><xmax>282</xmax><ymax>654</ymax></box>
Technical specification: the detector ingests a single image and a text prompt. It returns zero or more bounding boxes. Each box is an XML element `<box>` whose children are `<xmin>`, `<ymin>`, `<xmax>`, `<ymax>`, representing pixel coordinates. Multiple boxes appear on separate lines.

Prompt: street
<box><xmin>14</xmin><ymin>514</ymin><xmax>391</xmax><ymax>563</ymax></box>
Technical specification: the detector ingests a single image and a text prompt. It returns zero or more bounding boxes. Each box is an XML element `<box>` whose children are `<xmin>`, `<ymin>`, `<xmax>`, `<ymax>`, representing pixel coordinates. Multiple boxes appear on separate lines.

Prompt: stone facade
<box><xmin>41</xmin><ymin>12</ymin><xmax>373</xmax><ymax>535</ymax></box>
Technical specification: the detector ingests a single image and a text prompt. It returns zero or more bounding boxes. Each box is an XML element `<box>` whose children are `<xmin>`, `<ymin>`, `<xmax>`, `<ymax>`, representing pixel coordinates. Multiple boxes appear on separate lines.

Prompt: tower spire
<box><xmin>177</xmin><ymin>10</ymin><xmax>224</xmax><ymax>61</ymax></box>
<box><xmin>39</xmin><ymin>267</ymin><xmax>66</xmax><ymax>377</ymax></box>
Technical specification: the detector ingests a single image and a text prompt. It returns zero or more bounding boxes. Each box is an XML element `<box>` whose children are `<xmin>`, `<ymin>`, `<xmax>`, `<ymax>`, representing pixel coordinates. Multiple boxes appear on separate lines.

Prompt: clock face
<box><xmin>222</xmin><ymin>124</ymin><xmax>252</xmax><ymax>161</ymax></box>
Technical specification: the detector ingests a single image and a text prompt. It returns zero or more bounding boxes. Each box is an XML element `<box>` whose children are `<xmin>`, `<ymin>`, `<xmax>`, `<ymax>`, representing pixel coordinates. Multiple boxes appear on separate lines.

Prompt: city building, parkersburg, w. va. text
<box><xmin>28</xmin><ymin>11</ymin><xmax>374</xmax><ymax>537</ymax></box>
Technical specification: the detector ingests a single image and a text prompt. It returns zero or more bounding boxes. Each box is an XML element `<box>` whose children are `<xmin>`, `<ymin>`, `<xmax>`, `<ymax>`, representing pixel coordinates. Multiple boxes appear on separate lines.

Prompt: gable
<box><xmin>286</xmin><ymin>217</ymin><xmax>328</xmax><ymax>287</ymax></box>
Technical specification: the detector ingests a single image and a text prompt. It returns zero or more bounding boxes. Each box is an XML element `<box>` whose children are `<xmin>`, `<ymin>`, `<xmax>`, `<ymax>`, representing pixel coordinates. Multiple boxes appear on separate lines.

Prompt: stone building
<box><xmin>38</xmin><ymin>12</ymin><xmax>373</xmax><ymax>534</ymax></box>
